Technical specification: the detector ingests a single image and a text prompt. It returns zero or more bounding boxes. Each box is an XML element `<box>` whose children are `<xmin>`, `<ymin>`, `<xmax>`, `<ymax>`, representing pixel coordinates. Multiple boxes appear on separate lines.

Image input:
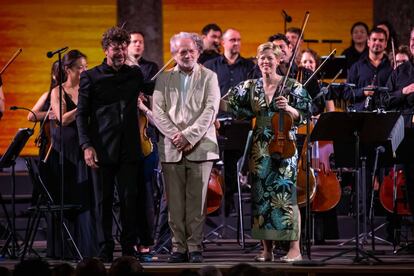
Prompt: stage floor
<box><xmin>1</xmin><ymin>239</ymin><xmax>414</xmax><ymax>275</ymax></box>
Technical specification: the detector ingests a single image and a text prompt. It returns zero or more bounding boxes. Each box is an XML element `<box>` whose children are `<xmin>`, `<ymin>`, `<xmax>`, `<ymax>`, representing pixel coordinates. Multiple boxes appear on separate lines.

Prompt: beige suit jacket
<box><xmin>152</xmin><ymin>63</ymin><xmax>220</xmax><ymax>163</ymax></box>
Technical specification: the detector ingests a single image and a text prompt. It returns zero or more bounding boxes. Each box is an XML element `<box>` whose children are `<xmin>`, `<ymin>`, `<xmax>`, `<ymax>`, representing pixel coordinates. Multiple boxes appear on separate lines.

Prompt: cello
<box><xmin>296</xmin><ymin>55</ymin><xmax>340</xmax><ymax>208</ymax></box>
<box><xmin>379</xmin><ymin>167</ymin><xmax>411</xmax><ymax>215</ymax></box>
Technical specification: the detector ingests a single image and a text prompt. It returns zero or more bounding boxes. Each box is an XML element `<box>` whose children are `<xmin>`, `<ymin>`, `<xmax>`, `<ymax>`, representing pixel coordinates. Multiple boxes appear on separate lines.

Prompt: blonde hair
<box><xmin>256</xmin><ymin>42</ymin><xmax>282</xmax><ymax>58</ymax></box>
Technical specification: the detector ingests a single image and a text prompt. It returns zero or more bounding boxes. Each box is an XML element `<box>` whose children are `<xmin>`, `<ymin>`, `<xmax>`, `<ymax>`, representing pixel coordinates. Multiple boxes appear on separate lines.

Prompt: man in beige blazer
<box><xmin>152</xmin><ymin>32</ymin><xmax>220</xmax><ymax>263</ymax></box>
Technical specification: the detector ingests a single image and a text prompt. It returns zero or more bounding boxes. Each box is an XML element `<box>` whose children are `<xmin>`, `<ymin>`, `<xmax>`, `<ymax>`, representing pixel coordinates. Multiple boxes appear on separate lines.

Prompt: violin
<box><xmin>379</xmin><ymin>168</ymin><xmax>411</xmax><ymax>215</ymax></box>
<box><xmin>268</xmin><ymin>93</ymin><xmax>296</xmax><ymax>160</ymax></box>
<box><xmin>139</xmin><ymin>110</ymin><xmax>153</xmax><ymax>157</ymax></box>
<box><xmin>268</xmin><ymin>12</ymin><xmax>310</xmax><ymax>160</ymax></box>
<box><xmin>138</xmin><ymin>57</ymin><xmax>175</xmax><ymax>157</ymax></box>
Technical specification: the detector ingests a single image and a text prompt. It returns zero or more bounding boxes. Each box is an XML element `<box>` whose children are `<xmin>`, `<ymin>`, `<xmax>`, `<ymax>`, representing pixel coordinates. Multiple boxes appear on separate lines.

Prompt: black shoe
<box><xmin>189</xmin><ymin>251</ymin><xmax>203</xmax><ymax>263</ymax></box>
<box><xmin>168</xmin><ymin>252</ymin><xmax>188</xmax><ymax>263</ymax></box>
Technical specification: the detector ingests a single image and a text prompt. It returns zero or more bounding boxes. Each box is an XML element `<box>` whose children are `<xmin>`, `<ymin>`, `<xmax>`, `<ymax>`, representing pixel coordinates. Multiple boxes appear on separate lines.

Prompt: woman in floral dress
<box><xmin>227</xmin><ymin>42</ymin><xmax>311</xmax><ymax>262</ymax></box>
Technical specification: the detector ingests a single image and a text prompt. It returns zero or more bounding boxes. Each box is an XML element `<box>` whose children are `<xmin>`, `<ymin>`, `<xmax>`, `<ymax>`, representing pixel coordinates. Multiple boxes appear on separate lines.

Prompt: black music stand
<box><xmin>205</xmin><ymin>119</ymin><xmax>251</xmax><ymax>242</ymax></box>
<box><xmin>319</xmin><ymin>55</ymin><xmax>347</xmax><ymax>79</ymax></box>
<box><xmin>310</xmin><ymin>112</ymin><xmax>403</xmax><ymax>263</ymax></box>
<box><xmin>0</xmin><ymin>128</ymin><xmax>33</xmax><ymax>259</ymax></box>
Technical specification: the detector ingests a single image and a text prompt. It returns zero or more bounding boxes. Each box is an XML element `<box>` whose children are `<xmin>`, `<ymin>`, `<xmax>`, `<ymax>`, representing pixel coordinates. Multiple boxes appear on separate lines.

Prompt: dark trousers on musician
<box><xmin>137</xmin><ymin>149</ymin><xmax>158</xmax><ymax>247</ymax></box>
<box><xmin>91</xmin><ymin>160</ymin><xmax>144</xmax><ymax>256</ymax></box>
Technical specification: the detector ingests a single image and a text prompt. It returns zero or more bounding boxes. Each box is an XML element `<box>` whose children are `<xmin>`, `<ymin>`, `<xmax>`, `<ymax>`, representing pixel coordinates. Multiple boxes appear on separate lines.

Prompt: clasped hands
<box><xmin>172</xmin><ymin>132</ymin><xmax>193</xmax><ymax>152</ymax></box>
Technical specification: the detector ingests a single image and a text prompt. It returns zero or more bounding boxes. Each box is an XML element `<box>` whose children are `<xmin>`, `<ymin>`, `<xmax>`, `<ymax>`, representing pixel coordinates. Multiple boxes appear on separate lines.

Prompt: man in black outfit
<box><xmin>204</xmin><ymin>28</ymin><xmax>254</xmax><ymax>216</ymax></box>
<box><xmin>344</xmin><ymin>27</ymin><xmax>392</xmax><ymax>112</ymax></box>
<box><xmin>198</xmin><ymin>23</ymin><xmax>222</xmax><ymax>64</ymax></box>
<box><xmin>126</xmin><ymin>29</ymin><xmax>160</xmax><ymax>261</ymax></box>
<box><xmin>76</xmin><ymin>26</ymin><xmax>152</xmax><ymax>261</ymax></box>
<box><xmin>386</xmin><ymin>26</ymin><xmax>414</xmax><ymax>220</ymax></box>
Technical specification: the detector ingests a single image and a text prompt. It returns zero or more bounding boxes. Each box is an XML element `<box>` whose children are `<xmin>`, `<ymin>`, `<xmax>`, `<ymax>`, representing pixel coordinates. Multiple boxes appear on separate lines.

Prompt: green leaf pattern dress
<box><xmin>228</xmin><ymin>77</ymin><xmax>311</xmax><ymax>241</ymax></box>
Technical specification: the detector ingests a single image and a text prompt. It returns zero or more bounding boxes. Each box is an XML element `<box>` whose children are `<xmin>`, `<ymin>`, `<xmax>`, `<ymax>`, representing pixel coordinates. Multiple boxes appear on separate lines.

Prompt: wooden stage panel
<box><xmin>1</xmin><ymin>240</ymin><xmax>414</xmax><ymax>275</ymax></box>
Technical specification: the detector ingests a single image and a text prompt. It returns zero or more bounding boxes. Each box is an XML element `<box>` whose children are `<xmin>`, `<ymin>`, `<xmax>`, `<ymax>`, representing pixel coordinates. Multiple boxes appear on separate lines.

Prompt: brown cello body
<box><xmin>268</xmin><ymin>111</ymin><xmax>296</xmax><ymax>160</ymax></box>
<box><xmin>311</xmin><ymin>141</ymin><xmax>342</xmax><ymax>212</ymax></box>
<box><xmin>206</xmin><ymin>167</ymin><xmax>224</xmax><ymax>214</ymax></box>
<box><xmin>296</xmin><ymin>133</ymin><xmax>317</xmax><ymax>207</ymax></box>
<box><xmin>379</xmin><ymin>169</ymin><xmax>411</xmax><ymax>216</ymax></box>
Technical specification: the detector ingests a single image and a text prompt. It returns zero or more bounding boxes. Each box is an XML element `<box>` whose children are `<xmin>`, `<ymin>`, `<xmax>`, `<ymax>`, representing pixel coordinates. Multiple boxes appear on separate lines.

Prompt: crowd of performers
<box><xmin>1</xmin><ymin>19</ymin><xmax>413</xmax><ymax>263</ymax></box>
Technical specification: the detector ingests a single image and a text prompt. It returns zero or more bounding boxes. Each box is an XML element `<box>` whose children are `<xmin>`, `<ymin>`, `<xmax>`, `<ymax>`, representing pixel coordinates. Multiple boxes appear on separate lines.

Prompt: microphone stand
<box><xmin>57</xmin><ymin>51</ymin><xmax>66</xmax><ymax>260</ymax></box>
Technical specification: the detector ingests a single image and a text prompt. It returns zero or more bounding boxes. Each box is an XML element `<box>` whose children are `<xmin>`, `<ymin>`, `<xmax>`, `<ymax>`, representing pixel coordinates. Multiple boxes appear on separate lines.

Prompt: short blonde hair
<box><xmin>256</xmin><ymin>42</ymin><xmax>282</xmax><ymax>58</ymax></box>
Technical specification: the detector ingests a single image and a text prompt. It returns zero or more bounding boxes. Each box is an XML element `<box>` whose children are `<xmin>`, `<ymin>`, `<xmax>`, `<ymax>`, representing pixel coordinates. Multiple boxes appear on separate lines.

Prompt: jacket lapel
<box><xmin>185</xmin><ymin>63</ymin><xmax>201</xmax><ymax>104</ymax></box>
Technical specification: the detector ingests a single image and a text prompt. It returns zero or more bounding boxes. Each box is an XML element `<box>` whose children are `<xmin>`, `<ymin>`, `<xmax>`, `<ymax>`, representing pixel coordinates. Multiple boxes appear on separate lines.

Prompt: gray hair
<box><xmin>170</xmin><ymin>32</ymin><xmax>199</xmax><ymax>54</ymax></box>
<box><xmin>191</xmin><ymin>33</ymin><xmax>204</xmax><ymax>52</ymax></box>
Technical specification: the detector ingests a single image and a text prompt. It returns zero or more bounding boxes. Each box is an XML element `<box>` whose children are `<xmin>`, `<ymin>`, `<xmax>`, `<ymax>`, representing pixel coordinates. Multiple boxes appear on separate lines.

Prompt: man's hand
<box><xmin>84</xmin><ymin>146</ymin><xmax>99</xmax><ymax>169</ymax></box>
<box><xmin>172</xmin><ymin>132</ymin><xmax>190</xmax><ymax>151</ymax></box>
<box><xmin>402</xmin><ymin>83</ymin><xmax>414</xmax><ymax>95</ymax></box>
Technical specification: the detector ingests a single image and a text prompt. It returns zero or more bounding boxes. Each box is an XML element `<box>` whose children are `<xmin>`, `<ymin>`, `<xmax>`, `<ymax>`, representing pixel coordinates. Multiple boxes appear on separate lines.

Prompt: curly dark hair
<box><xmin>101</xmin><ymin>26</ymin><xmax>130</xmax><ymax>50</ymax></box>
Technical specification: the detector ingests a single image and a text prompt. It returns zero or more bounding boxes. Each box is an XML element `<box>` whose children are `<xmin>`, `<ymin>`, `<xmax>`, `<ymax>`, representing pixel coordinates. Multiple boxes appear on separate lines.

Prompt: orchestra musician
<box><xmin>48</xmin><ymin>49</ymin><xmax>100</xmax><ymax>258</ymax></box>
<box><xmin>341</xmin><ymin>22</ymin><xmax>369</xmax><ymax>70</ymax></box>
<box><xmin>198</xmin><ymin>23</ymin><xmax>222</xmax><ymax>64</ymax></box>
<box><xmin>204</xmin><ymin>28</ymin><xmax>255</xmax><ymax>216</ymax></box>
<box><xmin>393</xmin><ymin>45</ymin><xmax>412</xmax><ymax>68</ymax></box>
<box><xmin>226</xmin><ymin>42</ymin><xmax>311</xmax><ymax>262</ymax></box>
<box><xmin>386</xmin><ymin>27</ymin><xmax>414</xmax><ymax>216</ymax></box>
<box><xmin>126</xmin><ymin>30</ymin><xmax>160</xmax><ymax>262</ymax></box>
<box><xmin>343</xmin><ymin>27</ymin><xmax>393</xmax><ymax>112</ymax></box>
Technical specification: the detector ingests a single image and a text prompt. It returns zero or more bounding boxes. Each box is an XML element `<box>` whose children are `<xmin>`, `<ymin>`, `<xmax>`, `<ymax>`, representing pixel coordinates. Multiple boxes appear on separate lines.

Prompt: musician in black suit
<box><xmin>76</xmin><ymin>26</ymin><xmax>153</xmax><ymax>261</ymax></box>
<box><xmin>386</xmin><ymin>27</ymin><xmax>414</xmax><ymax>218</ymax></box>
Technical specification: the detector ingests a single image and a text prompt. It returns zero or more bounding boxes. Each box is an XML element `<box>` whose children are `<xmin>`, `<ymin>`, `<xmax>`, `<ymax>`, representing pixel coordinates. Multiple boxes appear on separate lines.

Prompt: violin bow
<box><xmin>279</xmin><ymin>11</ymin><xmax>310</xmax><ymax>95</ymax></box>
<box><xmin>0</xmin><ymin>48</ymin><xmax>22</xmax><ymax>75</ymax></box>
<box><xmin>391</xmin><ymin>38</ymin><xmax>397</xmax><ymax>69</ymax></box>
<box><xmin>303</xmin><ymin>48</ymin><xmax>336</xmax><ymax>87</ymax></box>
<box><xmin>150</xmin><ymin>57</ymin><xmax>175</xmax><ymax>81</ymax></box>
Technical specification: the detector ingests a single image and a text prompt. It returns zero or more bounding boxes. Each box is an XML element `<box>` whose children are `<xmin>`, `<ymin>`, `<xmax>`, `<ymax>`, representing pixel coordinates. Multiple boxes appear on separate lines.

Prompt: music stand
<box><xmin>310</xmin><ymin>112</ymin><xmax>403</xmax><ymax>263</ymax></box>
<box><xmin>0</xmin><ymin>128</ymin><xmax>33</xmax><ymax>259</ymax></box>
<box><xmin>204</xmin><ymin>119</ymin><xmax>251</xmax><ymax>242</ymax></box>
<box><xmin>319</xmin><ymin>55</ymin><xmax>347</xmax><ymax>79</ymax></box>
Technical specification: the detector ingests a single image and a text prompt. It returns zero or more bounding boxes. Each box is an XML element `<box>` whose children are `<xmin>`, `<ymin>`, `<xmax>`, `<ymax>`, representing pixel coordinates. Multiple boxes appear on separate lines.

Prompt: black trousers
<box><xmin>91</xmin><ymin>161</ymin><xmax>144</xmax><ymax>254</ymax></box>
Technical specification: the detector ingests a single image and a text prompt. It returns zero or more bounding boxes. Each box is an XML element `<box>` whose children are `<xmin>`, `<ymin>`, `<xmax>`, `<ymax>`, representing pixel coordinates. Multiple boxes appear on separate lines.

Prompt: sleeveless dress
<box><xmin>48</xmin><ymin>89</ymin><xmax>99</xmax><ymax>257</ymax></box>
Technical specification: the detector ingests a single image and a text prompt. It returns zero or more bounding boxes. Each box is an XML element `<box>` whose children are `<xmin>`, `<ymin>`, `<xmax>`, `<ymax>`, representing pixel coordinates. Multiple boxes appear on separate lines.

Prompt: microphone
<box><xmin>376</xmin><ymin>146</ymin><xmax>385</xmax><ymax>154</ymax></box>
<box><xmin>313</xmin><ymin>87</ymin><xmax>329</xmax><ymax>101</ymax></box>
<box><xmin>47</xmin><ymin>46</ymin><xmax>68</xmax><ymax>58</ymax></box>
<box><xmin>10</xmin><ymin>106</ymin><xmax>37</xmax><ymax>131</ymax></box>
<box><xmin>282</xmin><ymin>10</ymin><xmax>292</xmax><ymax>23</ymax></box>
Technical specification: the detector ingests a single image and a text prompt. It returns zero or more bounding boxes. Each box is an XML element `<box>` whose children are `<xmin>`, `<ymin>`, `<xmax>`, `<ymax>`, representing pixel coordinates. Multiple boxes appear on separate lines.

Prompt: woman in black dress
<box><xmin>49</xmin><ymin>50</ymin><xmax>99</xmax><ymax>258</ymax></box>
